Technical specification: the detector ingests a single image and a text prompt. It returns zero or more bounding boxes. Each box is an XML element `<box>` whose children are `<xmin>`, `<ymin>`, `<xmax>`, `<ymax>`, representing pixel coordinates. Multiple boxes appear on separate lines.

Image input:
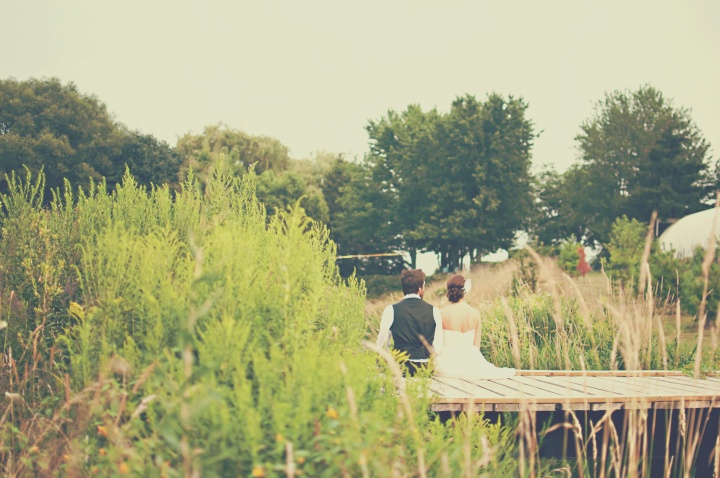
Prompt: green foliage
<box><xmin>603</xmin><ymin>216</ymin><xmax>647</xmax><ymax>289</ymax></box>
<box><xmin>677</xmin><ymin>246</ymin><xmax>720</xmax><ymax>318</ymax></box>
<box><xmin>359</xmin><ymin>274</ymin><xmax>400</xmax><ymax>299</ymax></box>
<box><xmin>255</xmin><ymin>169</ymin><xmax>329</xmax><ymax>224</ymax></box>
<box><xmin>0</xmin><ymin>78</ymin><xmax>181</xmax><ymax>199</ymax></box>
<box><xmin>365</xmin><ymin>94</ymin><xmax>535</xmax><ymax>271</ymax></box>
<box><xmin>557</xmin><ymin>238</ymin><xmax>583</xmax><ymax>276</ymax></box>
<box><xmin>480</xmin><ymin>293</ymin><xmax>618</xmax><ymax>371</ymax></box>
<box><xmin>176</xmin><ymin>123</ymin><xmax>291</xmax><ymax>183</ymax></box>
<box><xmin>534</xmin><ymin>85</ymin><xmax>716</xmax><ymax>247</ymax></box>
<box><xmin>2</xmin><ymin>168</ymin><xmax>539</xmax><ymax>477</ymax></box>
<box><xmin>509</xmin><ymin>249</ymin><xmax>538</xmax><ymax>294</ymax></box>
<box><xmin>106</xmin><ymin>131</ymin><xmax>183</xmax><ymax>191</ymax></box>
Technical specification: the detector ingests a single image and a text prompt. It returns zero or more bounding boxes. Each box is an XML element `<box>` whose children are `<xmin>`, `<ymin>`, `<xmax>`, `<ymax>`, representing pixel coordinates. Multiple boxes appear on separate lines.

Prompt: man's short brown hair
<box><xmin>401</xmin><ymin>269</ymin><xmax>426</xmax><ymax>295</ymax></box>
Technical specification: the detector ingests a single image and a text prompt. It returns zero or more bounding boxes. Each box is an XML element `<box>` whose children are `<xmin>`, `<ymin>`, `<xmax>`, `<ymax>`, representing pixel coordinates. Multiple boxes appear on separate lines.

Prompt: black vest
<box><xmin>390</xmin><ymin>298</ymin><xmax>436</xmax><ymax>360</ymax></box>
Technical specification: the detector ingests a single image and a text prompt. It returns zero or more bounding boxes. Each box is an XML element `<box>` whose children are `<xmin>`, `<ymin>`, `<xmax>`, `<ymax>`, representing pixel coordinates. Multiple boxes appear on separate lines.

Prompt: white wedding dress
<box><xmin>435</xmin><ymin>330</ymin><xmax>515</xmax><ymax>380</ymax></box>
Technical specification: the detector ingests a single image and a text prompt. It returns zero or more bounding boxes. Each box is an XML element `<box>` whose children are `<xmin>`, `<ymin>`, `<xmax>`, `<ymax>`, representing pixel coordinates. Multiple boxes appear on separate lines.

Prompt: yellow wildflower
<box><xmin>275</xmin><ymin>433</ymin><xmax>284</xmax><ymax>443</ymax></box>
<box><xmin>118</xmin><ymin>462</ymin><xmax>130</xmax><ymax>474</ymax></box>
<box><xmin>251</xmin><ymin>465</ymin><xmax>265</xmax><ymax>477</ymax></box>
<box><xmin>297</xmin><ymin>456</ymin><xmax>305</xmax><ymax>464</ymax></box>
<box><xmin>326</xmin><ymin>407</ymin><xmax>339</xmax><ymax>419</ymax></box>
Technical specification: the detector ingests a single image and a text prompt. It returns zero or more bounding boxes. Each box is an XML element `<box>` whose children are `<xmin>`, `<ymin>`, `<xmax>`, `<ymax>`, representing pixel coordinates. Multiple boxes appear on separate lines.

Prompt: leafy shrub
<box><xmin>509</xmin><ymin>249</ymin><xmax>538</xmax><ymax>293</ymax></box>
<box><xmin>603</xmin><ymin>216</ymin><xmax>646</xmax><ymax>289</ymax></box>
<box><xmin>359</xmin><ymin>274</ymin><xmax>399</xmax><ymax>299</ymax></box>
<box><xmin>677</xmin><ymin>246</ymin><xmax>720</xmax><ymax>319</ymax></box>
<box><xmin>557</xmin><ymin>237</ymin><xmax>582</xmax><ymax>276</ymax></box>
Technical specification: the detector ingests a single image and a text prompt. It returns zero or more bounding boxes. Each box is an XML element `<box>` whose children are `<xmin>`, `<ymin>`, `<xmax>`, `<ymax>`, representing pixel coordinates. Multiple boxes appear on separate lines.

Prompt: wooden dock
<box><xmin>430</xmin><ymin>370</ymin><xmax>720</xmax><ymax>413</ymax></box>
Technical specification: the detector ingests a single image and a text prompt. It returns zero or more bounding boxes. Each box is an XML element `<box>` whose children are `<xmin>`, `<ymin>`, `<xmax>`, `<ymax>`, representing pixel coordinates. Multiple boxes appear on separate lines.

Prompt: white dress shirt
<box><xmin>375</xmin><ymin>294</ymin><xmax>444</xmax><ymax>362</ymax></box>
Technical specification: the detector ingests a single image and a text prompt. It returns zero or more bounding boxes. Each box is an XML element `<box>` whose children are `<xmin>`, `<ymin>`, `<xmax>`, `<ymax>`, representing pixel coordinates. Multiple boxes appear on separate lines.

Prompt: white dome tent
<box><xmin>659</xmin><ymin>207</ymin><xmax>720</xmax><ymax>259</ymax></box>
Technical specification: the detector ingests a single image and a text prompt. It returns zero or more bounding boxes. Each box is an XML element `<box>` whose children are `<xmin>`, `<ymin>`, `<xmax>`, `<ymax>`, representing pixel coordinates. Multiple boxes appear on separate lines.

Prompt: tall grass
<box><xmin>397</xmin><ymin>222</ymin><xmax>720</xmax><ymax>476</ymax></box>
<box><xmin>1</xmin><ymin>167</ymin><xmax>525</xmax><ymax>477</ymax></box>
<box><xmin>2</xmin><ymin>166</ymin><xmax>720</xmax><ymax>476</ymax></box>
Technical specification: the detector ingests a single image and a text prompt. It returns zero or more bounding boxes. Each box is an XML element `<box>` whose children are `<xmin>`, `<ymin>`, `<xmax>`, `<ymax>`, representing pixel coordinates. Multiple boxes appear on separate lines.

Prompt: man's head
<box><xmin>401</xmin><ymin>269</ymin><xmax>426</xmax><ymax>296</ymax></box>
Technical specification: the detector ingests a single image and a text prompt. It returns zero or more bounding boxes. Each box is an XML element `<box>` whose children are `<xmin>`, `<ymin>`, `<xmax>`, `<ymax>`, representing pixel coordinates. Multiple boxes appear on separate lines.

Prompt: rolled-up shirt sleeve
<box><xmin>432</xmin><ymin>306</ymin><xmax>444</xmax><ymax>355</ymax></box>
<box><xmin>376</xmin><ymin>305</ymin><xmax>394</xmax><ymax>350</ymax></box>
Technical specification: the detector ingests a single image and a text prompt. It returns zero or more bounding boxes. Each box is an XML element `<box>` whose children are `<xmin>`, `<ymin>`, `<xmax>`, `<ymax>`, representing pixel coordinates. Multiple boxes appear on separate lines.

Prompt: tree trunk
<box><xmin>409</xmin><ymin>246</ymin><xmax>417</xmax><ymax>269</ymax></box>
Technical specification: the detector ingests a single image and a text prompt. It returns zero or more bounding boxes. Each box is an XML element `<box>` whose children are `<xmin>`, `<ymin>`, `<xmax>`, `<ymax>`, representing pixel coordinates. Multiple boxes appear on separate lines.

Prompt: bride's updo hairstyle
<box><xmin>446</xmin><ymin>274</ymin><xmax>466</xmax><ymax>303</ymax></box>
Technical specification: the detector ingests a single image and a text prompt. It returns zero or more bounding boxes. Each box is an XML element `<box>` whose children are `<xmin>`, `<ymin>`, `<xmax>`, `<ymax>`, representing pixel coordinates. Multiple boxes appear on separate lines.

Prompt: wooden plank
<box><xmin>549</xmin><ymin>376</ymin><xmax>658</xmax><ymax>397</ymax></box>
<box><xmin>568</xmin><ymin>377</ymin><xmax>720</xmax><ymax>403</ymax></box>
<box><xmin>571</xmin><ymin>376</ymin><xmax>671</xmax><ymax>396</ymax></box>
<box><xmin>654</xmin><ymin>400</ymin><xmax>712</xmax><ymax>410</ymax></box>
<box><xmin>452</xmin><ymin>377</ymin><xmax>541</xmax><ymax>398</ymax></box>
<box><xmin>494</xmin><ymin>403</ymin><xmax>561</xmax><ymax>412</ymax></box>
<box><xmin>430</xmin><ymin>403</ymin><xmax>464</xmax><ymax>412</ymax></box>
<box><xmin>433</xmin><ymin>377</ymin><xmax>508</xmax><ymax>398</ymax></box>
<box><xmin>429</xmin><ymin>380</ymin><xmax>473</xmax><ymax>399</ymax></box>
<box><xmin>591</xmin><ymin>402</ymin><xmax>624</xmax><ymax>411</ymax></box>
<box><xmin>504</xmin><ymin>376</ymin><xmax>588</xmax><ymax>399</ymax></box>
<box><xmin>658</xmin><ymin>377</ymin><xmax>720</xmax><ymax>394</ymax></box>
<box><xmin>430</xmin><ymin>374</ymin><xmax>720</xmax><ymax>410</ymax></box>
<box><xmin>529</xmin><ymin>375</ymin><xmax>628</xmax><ymax>397</ymax></box>
<box><xmin>588</xmin><ymin>376</ymin><xmax>702</xmax><ymax>399</ymax></box>
<box><xmin>642</xmin><ymin>376</ymin><xmax>720</xmax><ymax>395</ymax></box>
<box><xmin>467</xmin><ymin>378</ymin><xmax>543</xmax><ymax>397</ymax></box>
<box><xmin>610</xmin><ymin>376</ymin><xmax>715</xmax><ymax>396</ymax></box>
<box><xmin>700</xmin><ymin>377</ymin><xmax>720</xmax><ymax>385</ymax></box>
<box><xmin>540</xmin><ymin>375</ymin><xmax>645</xmax><ymax>397</ymax></box>
<box><xmin>516</xmin><ymin>370</ymin><xmax>684</xmax><ymax>377</ymax></box>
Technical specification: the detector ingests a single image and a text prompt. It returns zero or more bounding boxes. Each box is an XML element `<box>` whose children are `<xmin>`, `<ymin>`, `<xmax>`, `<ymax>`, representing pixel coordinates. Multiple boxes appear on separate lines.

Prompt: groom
<box><xmin>376</xmin><ymin>269</ymin><xmax>444</xmax><ymax>376</ymax></box>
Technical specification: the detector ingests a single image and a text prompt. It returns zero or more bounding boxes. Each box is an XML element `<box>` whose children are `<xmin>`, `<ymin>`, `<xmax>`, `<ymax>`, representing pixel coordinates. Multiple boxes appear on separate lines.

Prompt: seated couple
<box><xmin>375</xmin><ymin>269</ymin><xmax>515</xmax><ymax>380</ymax></box>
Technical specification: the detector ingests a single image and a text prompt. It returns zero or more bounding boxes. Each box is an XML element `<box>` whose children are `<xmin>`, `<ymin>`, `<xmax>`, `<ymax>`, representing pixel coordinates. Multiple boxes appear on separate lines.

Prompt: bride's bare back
<box><xmin>440</xmin><ymin>302</ymin><xmax>482</xmax><ymax>348</ymax></box>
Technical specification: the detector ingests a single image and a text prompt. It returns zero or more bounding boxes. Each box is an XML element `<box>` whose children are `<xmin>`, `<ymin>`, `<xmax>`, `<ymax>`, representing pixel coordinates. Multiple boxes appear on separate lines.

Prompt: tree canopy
<box><xmin>535</xmin><ymin>85</ymin><xmax>716</xmax><ymax>247</ymax></box>
<box><xmin>0</xmin><ymin>78</ymin><xmax>181</xmax><ymax>197</ymax></box>
<box><xmin>255</xmin><ymin>169</ymin><xmax>329</xmax><ymax>224</ymax></box>
<box><xmin>364</xmin><ymin>94</ymin><xmax>535</xmax><ymax>271</ymax></box>
<box><xmin>176</xmin><ymin>123</ymin><xmax>291</xmax><ymax>183</ymax></box>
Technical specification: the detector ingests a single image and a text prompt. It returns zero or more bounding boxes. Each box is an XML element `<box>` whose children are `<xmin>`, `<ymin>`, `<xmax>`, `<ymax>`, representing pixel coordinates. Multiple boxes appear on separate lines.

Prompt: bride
<box><xmin>434</xmin><ymin>274</ymin><xmax>515</xmax><ymax>380</ymax></box>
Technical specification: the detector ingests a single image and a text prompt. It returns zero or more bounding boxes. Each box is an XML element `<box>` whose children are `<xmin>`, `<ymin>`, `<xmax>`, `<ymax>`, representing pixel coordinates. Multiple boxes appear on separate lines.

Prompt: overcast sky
<box><xmin>2</xmin><ymin>1</ymin><xmax>719</xmax><ymax>173</ymax></box>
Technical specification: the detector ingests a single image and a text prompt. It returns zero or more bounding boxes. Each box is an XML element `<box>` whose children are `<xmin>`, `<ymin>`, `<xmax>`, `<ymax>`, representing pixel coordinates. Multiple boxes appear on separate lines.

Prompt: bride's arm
<box><xmin>473</xmin><ymin>311</ymin><xmax>482</xmax><ymax>348</ymax></box>
<box><xmin>431</xmin><ymin>306</ymin><xmax>444</xmax><ymax>356</ymax></box>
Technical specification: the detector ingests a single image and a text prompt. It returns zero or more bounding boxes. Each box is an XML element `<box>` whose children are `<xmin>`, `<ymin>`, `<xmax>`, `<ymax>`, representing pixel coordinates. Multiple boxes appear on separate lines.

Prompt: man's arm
<box><xmin>432</xmin><ymin>306</ymin><xmax>444</xmax><ymax>355</ymax></box>
<box><xmin>376</xmin><ymin>305</ymin><xmax>394</xmax><ymax>350</ymax></box>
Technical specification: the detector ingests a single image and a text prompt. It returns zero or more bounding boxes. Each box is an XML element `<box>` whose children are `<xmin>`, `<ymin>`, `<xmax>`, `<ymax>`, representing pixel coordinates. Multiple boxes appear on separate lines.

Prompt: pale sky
<box><xmin>2</xmin><ymin>1</ymin><xmax>719</xmax><ymax>173</ymax></box>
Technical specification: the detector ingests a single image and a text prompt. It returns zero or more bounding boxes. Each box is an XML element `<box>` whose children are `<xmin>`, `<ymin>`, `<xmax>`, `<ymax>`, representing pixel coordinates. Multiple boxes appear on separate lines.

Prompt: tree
<box><xmin>425</xmin><ymin>94</ymin><xmax>534</xmax><ymax>269</ymax></box>
<box><xmin>603</xmin><ymin>216</ymin><xmax>647</xmax><ymax>289</ymax></box>
<box><xmin>322</xmin><ymin>157</ymin><xmax>405</xmax><ymax>276</ymax></box>
<box><xmin>557</xmin><ymin>237</ymin><xmax>583</xmax><ymax>276</ymax></box>
<box><xmin>104</xmin><ymin>130</ymin><xmax>182</xmax><ymax>191</ymax></box>
<box><xmin>0</xmin><ymin>78</ymin><xmax>117</xmax><ymax>195</ymax></box>
<box><xmin>255</xmin><ymin>170</ymin><xmax>329</xmax><ymax>224</ymax></box>
<box><xmin>533</xmin><ymin>165</ymin><xmax>600</xmax><ymax>246</ymax></box>
<box><xmin>365</xmin><ymin>94</ymin><xmax>535</xmax><ymax>271</ymax></box>
<box><xmin>569</xmin><ymin>85</ymin><xmax>715</xmax><ymax>245</ymax></box>
<box><xmin>0</xmin><ymin>78</ymin><xmax>183</xmax><ymax>198</ymax></box>
<box><xmin>366</xmin><ymin>105</ymin><xmax>441</xmax><ymax>268</ymax></box>
<box><xmin>177</xmin><ymin>124</ymin><xmax>291</xmax><ymax>183</ymax></box>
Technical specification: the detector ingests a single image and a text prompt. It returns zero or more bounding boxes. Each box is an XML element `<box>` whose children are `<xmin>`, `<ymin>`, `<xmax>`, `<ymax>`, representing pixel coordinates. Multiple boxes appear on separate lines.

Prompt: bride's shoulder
<box><xmin>440</xmin><ymin>302</ymin><xmax>459</xmax><ymax>313</ymax></box>
<box><xmin>461</xmin><ymin>302</ymin><xmax>481</xmax><ymax>313</ymax></box>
